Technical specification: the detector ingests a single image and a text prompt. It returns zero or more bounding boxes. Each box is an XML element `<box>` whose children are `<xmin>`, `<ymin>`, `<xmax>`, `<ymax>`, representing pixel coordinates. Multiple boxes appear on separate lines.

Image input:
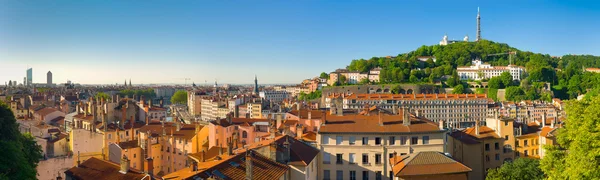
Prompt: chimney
<box><xmin>120</xmin><ymin>107</ymin><xmax>126</xmax><ymax>129</ymax></box>
<box><xmin>392</xmin><ymin>104</ymin><xmax>398</xmax><ymax>115</ymax></box>
<box><xmin>378</xmin><ymin>111</ymin><xmax>383</xmax><ymax>126</ymax></box>
<box><xmin>439</xmin><ymin>120</ymin><xmax>444</xmax><ymax>130</ymax></box>
<box><xmin>145</xmin><ymin>115</ymin><xmax>149</xmax><ymax>125</ymax></box>
<box><xmin>130</xmin><ymin>116</ymin><xmax>135</xmax><ymax>140</ymax></box>
<box><xmin>116</xmin><ymin>94</ymin><xmax>120</xmax><ymax>102</ymax></box>
<box><xmin>245</xmin><ymin>151</ymin><xmax>253</xmax><ymax>180</ymax></box>
<box><xmin>144</xmin><ymin>158</ymin><xmax>154</xmax><ymax>176</ymax></box>
<box><xmin>542</xmin><ymin>112</ymin><xmax>547</xmax><ymax>127</ymax></box>
<box><xmin>402</xmin><ymin>108</ymin><xmax>411</xmax><ymax>126</ymax></box>
<box><xmin>119</xmin><ymin>155</ymin><xmax>130</xmax><ymax>174</ymax></box>
<box><xmin>296</xmin><ymin>125</ymin><xmax>303</xmax><ymax>139</ymax></box>
<box><xmin>102</xmin><ymin>112</ymin><xmax>107</xmax><ymax>132</ymax></box>
<box><xmin>307</xmin><ymin>111</ymin><xmax>311</xmax><ymax>120</ymax></box>
<box><xmin>284</xmin><ymin>137</ymin><xmax>291</xmax><ymax>163</ymax></box>
<box><xmin>148</xmin><ymin>99</ymin><xmax>153</xmax><ymax>108</ymax></box>
<box><xmin>475</xmin><ymin>119</ymin><xmax>480</xmax><ymax>136</ymax></box>
<box><xmin>219</xmin><ymin>145</ymin><xmax>223</xmax><ymax>156</ymax></box>
<box><xmin>159</xmin><ymin>98</ymin><xmax>164</xmax><ymax>108</ymax></box>
<box><xmin>191</xmin><ymin>161</ymin><xmax>198</xmax><ymax>171</ymax></box>
<box><xmin>200</xmin><ymin>150</ymin><xmax>206</xmax><ymax>162</ymax></box>
<box><xmin>415</xmin><ymin>109</ymin><xmax>421</xmax><ymax>118</ymax></box>
<box><xmin>227</xmin><ymin>113</ymin><xmax>232</xmax><ymax>124</ymax></box>
<box><xmin>227</xmin><ymin>138</ymin><xmax>233</xmax><ymax>155</ymax></box>
<box><xmin>234</xmin><ymin>105</ymin><xmax>240</xmax><ymax>118</ymax></box>
<box><xmin>270</xmin><ymin>124</ymin><xmax>276</xmax><ymax>140</ymax></box>
<box><xmin>276</xmin><ymin>114</ymin><xmax>283</xmax><ymax>129</ymax></box>
<box><xmin>76</xmin><ymin>151</ymin><xmax>81</xmax><ymax>167</ymax></box>
<box><xmin>551</xmin><ymin>117</ymin><xmax>556</xmax><ymax>128</ymax></box>
<box><xmin>176</xmin><ymin>119</ymin><xmax>181</xmax><ymax>131</ymax></box>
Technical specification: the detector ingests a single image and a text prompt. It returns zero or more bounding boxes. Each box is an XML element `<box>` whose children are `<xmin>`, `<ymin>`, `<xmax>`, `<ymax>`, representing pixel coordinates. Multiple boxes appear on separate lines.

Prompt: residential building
<box><xmin>34</xmin><ymin>107</ymin><xmax>65</xmax><ymax>124</ymax></box>
<box><xmin>64</xmin><ymin>156</ymin><xmax>155</xmax><ymax>180</ymax></box>
<box><xmin>457</xmin><ymin>59</ymin><xmax>525</xmax><ymax>81</ymax></box>
<box><xmin>339</xmin><ymin>93</ymin><xmax>490</xmax><ymax>128</ymax></box>
<box><xmin>447</xmin><ymin>115</ymin><xmax>516</xmax><ymax>180</ymax></box>
<box><xmin>369</xmin><ymin>68</ymin><xmax>381</xmax><ymax>83</ymax></box>
<box><xmin>187</xmin><ymin>91</ymin><xmax>205</xmax><ymax>116</ymax></box>
<box><xmin>200</xmin><ymin>97</ymin><xmax>230</xmax><ymax>121</ymax></box>
<box><xmin>389</xmin><ymin>151</ymin><xmax>471</xmax><ymax>180</ymax></box>
<box><xmin>260</xmin><ymin>91</ymin><xmax>290</xmax><ymax>103</ymax></box>
<box><xmin>286</xmin><ymin>109</ymin><xmax>323</xmax><ymax>133</ymax></box>
<box><xmin>46</xmin><ymin>132</ymin><xmax>69</xmax><ymax>158</ymax></box>
<box><xmin>208</xmin><ymin>116</ymin><xmax>270</xmax><ymax>149</ymax></box>
<box><xmin>318</xmin><ymin>106</ymin><xmax>446</xmax><ymax>180</ymax></box>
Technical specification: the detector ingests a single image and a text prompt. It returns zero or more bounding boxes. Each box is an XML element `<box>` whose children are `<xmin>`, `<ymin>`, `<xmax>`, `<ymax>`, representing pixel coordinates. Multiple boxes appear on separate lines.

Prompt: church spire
<box><xmin>253</xmin><ymin>75</ymin><xmax>259</xmax><ymax>95</ymax></box>
<box><xmin>476</xmin><ymin>7</ymin><xmax>481</xmax><ymax>42</ymax></box>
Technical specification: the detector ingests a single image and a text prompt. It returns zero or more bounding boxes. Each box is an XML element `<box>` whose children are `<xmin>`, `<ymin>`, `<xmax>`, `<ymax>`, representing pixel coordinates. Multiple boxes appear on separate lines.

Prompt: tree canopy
<box><xmin>118</xmin><ymin>89</ymin><xmax>156</xmax><ymax>99</ymax></box>
<box><xmin>540</xmin><ymin>97</ymin><xmax>600</xmax><ymax>179</ymax></box>
<box><xmin>0</xmin><ymin>101</ymin><xmax>42</xmax><ymax>179</ymax></box>
<box><xmin>171</xmin><ymin>90</ymin><xmax>187</xmax><ymax>105</ymax></box>
<box><xmin>486</xmin><ymin>158</ymin><xmax>544</xmax><ymax>180</ymax></box>
<box><xmin>94</xmin><ymin>92</ymin><xmax>111</xmax><ymax>101</ymax></box>
<box><xmin>319</xmin><ymin>72</ymin><xmax>329</xmax><ymax>79</ymax></box>
<box><xmin>452</xmin><ymin>85</ymin><xmax>465</xmax><ymax>94</ymax></box>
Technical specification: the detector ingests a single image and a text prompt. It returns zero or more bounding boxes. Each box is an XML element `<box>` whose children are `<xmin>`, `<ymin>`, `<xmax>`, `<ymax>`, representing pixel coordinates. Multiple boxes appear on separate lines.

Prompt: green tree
<box><xmin>505</xmin><ymin>86</ymin><xmax>525</xmax><ymax>101</ymax></box>
<box><xmin>359</xmin><ymin>78</ymin><xmax>370</xmax><ymax>85</ymax></box>
<box><xmin>541</xmin><ymin>97</ymin><xmax>600</xmax><ymax>179</ymax></box>
<box><xmin>409</xmin><ymin>75</ymin><xmax>418</xmax><ymax>83</ymax></box>
<box><xmin>338</xmin><ymin>75</ymin><xmax>347</xmax><ymax>85</ymax></box>
<box><xmin>391</xmin><ymin>85</ymin><xmax>402</xmax><ymax>94</ymax></box>
<box><xmin>488</xmin><ymin>88</ymin><xmax>499</xmax><ymax>101</ymax></box>
<box><xmin>488</xmin><ymin>77</ymin><xmax>503</xmax><ymax>89</ymax></box>
<box><xmin>486</xmin><ymin>158</ymin><xmax>544</xmax><ymax>180</ymax></box>
<box><xmin>319</xmin><ymin>72</ymin><xmax>329</xmax><ymax>79</ymax></box>
<box><xmin>452</xmin><ymin>85</ymin><xmax>465</xmax><ymax>94</ymax></box>
<box><xmin>500</xmin><ymin>72</ymin><xmax>514</xmax><ymax>87</ymax></box>
<box><xmin>94</xmin><ymin>92</ymin><xmax>111</xmax><ymax>101</ymax></box>
<box><xmin>0</xmin><ymin>102</ymin><xmax>42</xmax><ymax>179</ymax></box>
<box><xmin>171</xmin><ymin>90</ymin><xmax>187</xmax><ymax>104</ymax></box>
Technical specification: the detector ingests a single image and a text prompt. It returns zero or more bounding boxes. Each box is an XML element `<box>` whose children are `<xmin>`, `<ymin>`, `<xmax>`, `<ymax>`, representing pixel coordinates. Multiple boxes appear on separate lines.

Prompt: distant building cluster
<box><xmin>457</xmin><ymin>59</ymin><xmax>525</xmax><ymax>81</ymax></box>
<box><xmin>328</xmin><ymin>67</ymin><xmax>381</xmax><ymax>85</ymax></box>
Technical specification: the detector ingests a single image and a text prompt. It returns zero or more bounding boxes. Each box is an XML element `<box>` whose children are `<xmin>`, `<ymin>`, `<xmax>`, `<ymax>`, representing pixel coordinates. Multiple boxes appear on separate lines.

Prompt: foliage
<box><xmin>488</xmin><ymin>77</ymin><xmax>503</xmax><ymax>89</ymax></box>
<box><xmin>505</xmin><ymin>86</ymin><xmax>526</xmax><ymax>101</ymax></box>
<box><xmin>319</xmin><ymin>72</ymin><xmax>329</xmax><ymax>79</ymax></box>
<box><xmin>94</xmin><ymin>92</ymin><xmax>111</xmax><ymax>101</ymax></box>
<box><xmin>171</xmin><ymin>90</ymin><xmax>187</xmax><ymax>104</ymax></box>
<box><xmin>118</xmin><ymin>89</ymin><xmax>156</xmax><ymax>99</ymax></box>
<box><xmin>0</xmin><ymin>101</ymin><xmax>42</xmax><ymax>179</ymax></box>
<box><xmin>475</xmin><ymin>88</ymin><xmax>486</xmax><ymax>94</ymax></box>
<box><xmin>500</xmin><ymin>71</ymin><xmax>514</xmax><ymax>87</ymax></box>
<box><xmin>298</xmin><ymin>90</ymin><xmax>322</xmax><ymax>101</ymax></box>
<box><xmin>359</xmin><ymin>78</ymin><xmax>371</xmax><ymax>85</ymax></box>
<box><xmin>338</xmin><ymin>75</ymin><xmax>347</xmax><ymax>85</ymax></box>
<box><xmin>391</xmin><ymin>85</ymin><xmax>402</xmax><ymax>94</ymax></box>
<box><xmin>486</xmin><ymin>158</ymin><xmax>544</xmax><ymax>180</ymax></box>
<box><xmin>540</xmin><ymin>97</ymin><xmax>600</xmax><ymax>179</ymax></box>
<box><xmin>488</xmin><ymin>88</ymin><xmax>498</xmax><ymax>101</ymax></box>
<box><xmin>452</xmin><ymin>85</ymin><xmax>465</xmax><ymax>94</ymax></box>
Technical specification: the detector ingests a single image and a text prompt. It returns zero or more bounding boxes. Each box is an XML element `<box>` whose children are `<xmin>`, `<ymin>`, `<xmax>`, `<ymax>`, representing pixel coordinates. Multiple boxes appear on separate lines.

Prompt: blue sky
<box><xmin>1</xmin><ymin>1</ymin><xmax>599</xmax><ymax>85</ymax></box>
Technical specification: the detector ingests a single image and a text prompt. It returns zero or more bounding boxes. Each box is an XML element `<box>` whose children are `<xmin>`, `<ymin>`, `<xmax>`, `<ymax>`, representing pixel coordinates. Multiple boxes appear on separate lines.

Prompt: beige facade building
<box><xmin>317</xmin><ymin>106</ymin><xmax>446</xmax><ymax>180</ymax></box>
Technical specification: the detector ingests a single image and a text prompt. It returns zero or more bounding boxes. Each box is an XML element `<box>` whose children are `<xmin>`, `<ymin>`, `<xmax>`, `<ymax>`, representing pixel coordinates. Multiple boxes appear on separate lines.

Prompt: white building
<box><xmin>457</xmin><ymin>59</ymin><xmax>524</xmax><ymax>81</ymax></box>
<box><xmin>259</xmin><ymin>91</ymin><xmax>290</xmax><ymax>103</ymax></box>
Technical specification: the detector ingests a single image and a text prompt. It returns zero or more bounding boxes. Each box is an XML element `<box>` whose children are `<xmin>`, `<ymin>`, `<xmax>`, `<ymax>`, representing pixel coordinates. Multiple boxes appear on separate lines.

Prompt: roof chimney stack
<box><xmin>475</xmin><ymin>119</ymin><xmax>480</xmax><ymax>136</ymax></box>
<box><xmin>392</xmin><ymin>104</ymin><xmax>398</xmax><ymax>115</ymax></box>
<box><xmin>245</xmin><ymin>151</ymin><xmax>253</xmax><ymax>180</ymax></box>
<box><xmin>439</xmin><ymin>120</ymin><xmax>444</xmax><ymax>130</ymax></box>
<box><xmin>542</xmin><ymin>112</ymin><xmax>547</xmax><ymax>127</ymax></box>
<box><xmin>119</xmin><ymin>155</ymin><xmax>130</xmax><ymax>174</ymax></box>
<box><xmin>144</xmin><ymin>157</ymin><xmax>154</xmax><ymax>176</ymax></box>
<box><xmin>402</xmin><ymin>108</ymin><xmax>411</xmax><ymax>126</ymax></box>
<box><xmin>296</xmin><ymin>125</ymin><xmax>303</xmax><ymax>139</ymax></box>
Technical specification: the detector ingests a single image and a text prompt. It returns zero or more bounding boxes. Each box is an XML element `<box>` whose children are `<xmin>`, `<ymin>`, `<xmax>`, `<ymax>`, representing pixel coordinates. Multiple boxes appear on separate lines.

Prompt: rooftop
<box><xmin>344</xmin><ymin>93</ymin><xmax>488</xmax><ymax>101</ymax></box>
<box><xmin>64</xmin><ymin>157</ymin><xmax>152</xmax><ymax>180</ymax></box>
<box><xmin>319</xmin><ymin>110</ymin><xmax>442</xmax><ymax>134</ymax></box>
<box><xmin>390</xmin><ymin>151</ymin><xmax>471</xmax><ymax>177</ymax></box>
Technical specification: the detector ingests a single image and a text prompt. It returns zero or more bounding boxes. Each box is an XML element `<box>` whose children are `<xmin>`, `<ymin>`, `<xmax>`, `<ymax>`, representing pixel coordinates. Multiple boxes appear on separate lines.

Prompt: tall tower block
<box><xmin>476</xmin><ymin>7</ymin><xmax>481</xmax><ymax>42</ymax></box>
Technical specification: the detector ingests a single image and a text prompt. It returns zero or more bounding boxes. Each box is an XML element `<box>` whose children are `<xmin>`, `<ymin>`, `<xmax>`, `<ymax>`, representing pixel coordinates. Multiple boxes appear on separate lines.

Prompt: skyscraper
<box><xmin>47</xmin><ymin>71</ymin><xmax>53</xmax><ymax>85</ymax></box>
<box><xmin>476</xmin><ymin>7</ymin><xmax>481</xmax><ymax>42</ymax></box>
<box><xmin>26</xmin><ymin>68</ymin><xmax>32</xmax><ymax>86</ymax></box>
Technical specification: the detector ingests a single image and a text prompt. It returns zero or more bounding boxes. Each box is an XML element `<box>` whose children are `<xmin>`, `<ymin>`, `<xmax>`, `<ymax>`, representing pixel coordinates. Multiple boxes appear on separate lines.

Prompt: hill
<box><xmin>337</xmin><ymin>40</ymin><xmax>600</xmax><ymax>100</ymax></box>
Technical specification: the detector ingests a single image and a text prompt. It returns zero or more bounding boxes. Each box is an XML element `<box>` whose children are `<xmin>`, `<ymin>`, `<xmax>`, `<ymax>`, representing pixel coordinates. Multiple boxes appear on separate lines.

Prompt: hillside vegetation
<box><xmin>343</xmin><ymin>40</ymin><xmax>600</xmax><ymax>100</ymax></box>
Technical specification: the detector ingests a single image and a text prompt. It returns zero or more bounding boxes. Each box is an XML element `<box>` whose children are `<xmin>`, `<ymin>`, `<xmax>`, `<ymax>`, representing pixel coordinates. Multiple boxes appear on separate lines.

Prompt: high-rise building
<box><xmin>476</xmin><ymin>7</ymin><xmax>481</xmax><ymax>41</ymax></box>
<box><xmin>26</xmin><ymin>68</ymin><xmax>32</xmax><ymax>86</ymax></box>
<box><xmin>47</xmin><ymin>71</ymin><xmax>52</xmax><ymax>85</ymax></box>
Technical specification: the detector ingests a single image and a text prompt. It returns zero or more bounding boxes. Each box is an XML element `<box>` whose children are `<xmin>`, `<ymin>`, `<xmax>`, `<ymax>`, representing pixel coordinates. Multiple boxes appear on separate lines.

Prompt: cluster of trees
<box><xmin>486</xmin><ymin>158</ymin><xmax>544</xmax><ymax>180</ymax></box>
<box><xmin>0</xmin><ymin>102</ymin><xmax>43</xmax><ymax>179</ymax></box>
<box><xmin>118</xmin><ymin>89</ymin><xmax>156</xmax><ymax>99</ymax></box>
<box><xmin>298</xmin><ymin>90</ymin><xmax>322</xmax><ymax>101</ymax></box>
<box><xmin>94</xmin><ymin>92</ymin><xmax>111</xmax><ymax>101</ymax></box>
<box><xmin>171</xmin><ymin>90</ymin><xmax>187</xmax><ymax>104</ymax></box>
<box><xmin>539</xmin><ymin>96</ymin><xmax>600</xmax><ymax>179</ymax></box>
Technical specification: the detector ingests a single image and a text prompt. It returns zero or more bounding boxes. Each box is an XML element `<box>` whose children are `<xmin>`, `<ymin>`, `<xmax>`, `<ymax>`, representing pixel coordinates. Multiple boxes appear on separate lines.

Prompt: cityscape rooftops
<box><xmin>64</xmin><ymin>157</ymin><xmax>152</xmax><ymax>180</ymax></box>
<box><xmin>343</xmin><ymin>93</ymin><xmax>488</xmax><ymax>100</ymax></box>
<box><xmin>319</xmin><ymin>110</ymin><xmax>442</xmax><ymax>134</ymax></box>
<box><xmin>390</xmin><ymin>151</ymin><xmax>471</xmax><ymax>177</ymax></box>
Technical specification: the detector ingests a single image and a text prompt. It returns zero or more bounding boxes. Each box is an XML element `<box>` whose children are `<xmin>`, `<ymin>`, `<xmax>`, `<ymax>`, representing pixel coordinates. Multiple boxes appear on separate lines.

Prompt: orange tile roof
<box><xmin>319</xmin><ymin>111</ymin><xmax>441</xmax><ymax>133</ymax></box>
<box><xmin>234</xmin><ymin>135</ymin><xmax>319</xmax><ymax>166</ymax></box>
<box><xmin>138</xmin><ymin>122</ymin><xmax>201</xmax><ymax>140</ymax></box>
<box><xmin>463</xmin><ymin>126</ymin><xmax>501</xmax><ymax>139</ymax></box>
<box><xmin>64</xmin><ymin>157</ymin><xmax>152</xmax><ymax>180</ymax></box>
<box><xmin>540</xmin><ymin>127</ymin><xmax>557</xmax><ymax>137</ymax></box>
<box><xmin>287</xmin><ymin>109</ymin><xmax>323</xmax><ymax>119</ymax></box>
<box><xmin>344</xmin><ymin>93</ymin><xmax>488</xmax><ymax>100</ymax></box>
<box><xmin>390</xmin><ymin>151</ymin><xmax>471</xmax><ymax>177</ymax></box>
<box><xmin>188</xmin><ymin>146</ymin><xmax>227</xmax><ymax>162</ymax></box>
<box><xmin>35</xmin><ymin>107</ymin><xmax>60</xmax><ymax>117</ymax></box>
<box><xmin>163</xmin><ymin>150</ymin><xmax>288</xmax><ymax>180</ymax></box>
<box><xmin>118</xmin><ymin>140</ymin><xmax>140</xmax><ymax>149</ymax></box>
<box><xmin>300</xmin><ymin>131</ymin><xmax>317</xmax><ymax>142</ymax></box>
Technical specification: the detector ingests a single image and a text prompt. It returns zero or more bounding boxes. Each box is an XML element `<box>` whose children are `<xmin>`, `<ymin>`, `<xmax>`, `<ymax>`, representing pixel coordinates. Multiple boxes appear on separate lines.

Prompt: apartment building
<box><xmin>457</xmin><ymin>59</ymin><xmax>525</xmax><ymax>81</ymax></box>
<box><xmin>317</xmin><ymin>106</ymin><xmax>446</xmax><ymax>180</ymax></box>
<box><xmin>208</xmin><ymin>116</ymin><xmax>270</xmax><ymax>149</ymax></box>
<box><xmin>187</xmin><ymin>91</ymin><xmax>206</xmax><ymax>116</ymax></box>
<box><xmin>259</xmin><ymin>91</ymin><xmax>290</xmax><ymax>103</ymax></box>
<box><xmin>338</xmin><ymin>93</ymin><xmax>490</xmax><ymax>128</ymax></box>
<box><xmin>200</xmin><ymin>97</ymin><xmax>230</xmax><ymax>121</ymax></box>
<box><xmin>447</xmin><ymin>116</ymin><xmax>516</xmax><ymax>180</ymax></box>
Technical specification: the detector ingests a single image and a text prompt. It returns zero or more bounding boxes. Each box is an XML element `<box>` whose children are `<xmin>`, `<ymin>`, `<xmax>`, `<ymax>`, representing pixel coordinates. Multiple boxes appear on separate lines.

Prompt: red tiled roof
<box><xmin>319</xmin><ymin>111</ymin><xmax>441</xmax><ymax>133</ymax></box>
<box><xmin>287</xmin><ymin>109</ymin><xmax>323</xmax><ymax>119</ymax></box>
<box><xmin>390</xmin><ymin>151</ymin><xmax>471</xmax><ymax>177</ymax></box>
<box><xmin>64</xmin><ymin>157</ymin><xmax>152</xmax><ymax>180</ymax></box>
<box><xmin>234</xmin><ymin>135</ymin><xmax>319</xmax><ymax>166</ymax></box>
<box><xmin>35</xmin><ymin>107</ymin><xmax>60</xmax><ymax>117</ymax></box>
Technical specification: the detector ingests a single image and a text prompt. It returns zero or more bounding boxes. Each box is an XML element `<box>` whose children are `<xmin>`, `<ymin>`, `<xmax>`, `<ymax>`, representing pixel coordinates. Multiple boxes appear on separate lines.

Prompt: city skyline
<box><xmin>2</xmin><ymin>1</ymin><xmax>599</xmax><ymax>84</ymax></box>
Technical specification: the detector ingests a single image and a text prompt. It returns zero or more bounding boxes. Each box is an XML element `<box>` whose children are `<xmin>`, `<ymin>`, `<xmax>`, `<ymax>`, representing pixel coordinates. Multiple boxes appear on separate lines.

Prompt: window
<box><xmin>362</xmin><ymin>137</ymin><xmax>369</xmax><ymax>145</ymax></box>
<box><xmin>422</xmin><ymin>136</ymin><xmax>429</xmax><ymax>145</ymax></box>
<box><xmin>485</xmin><ymin>143</ymin><xmax>490</xmax><ymax>151</ymax></box>
<box><xmin>524</xmin><ymin>140</ymin><xmax>528</xmax><ymax>146</ymax></box>
<box><xmin>349</xmin><ymin>171</ymin><xmax>356</xmax><ymax>180</ymax></box>
<box><xmin>336</xmin><ymin>136</ymin><xmax>343</xmax><ymax>145</ymax></box>
<box><xmin>362</xmin><ymin>154</ymin><xmax>369</xmax><ymax>164</ymax></box>
<box><xmin>375</xmin><ymin>137</ymin><xmax>381</xmax><ymax>145</ymax></box>
<box><xmin>495</xmin><ymin>142</ymin><xmax>500</xmax><ymax>150</ymax></box>
<box><xmin>516</xmin><ymin>141</ymin><xmax>520</xmax><ymax>147</ymax></box>
<box><xmin>411</xmin><ymin>137</ymin><xmax>418</xmax><ymax>145</ymax></box>
<box><xmin>324</xmin><ymin>170</ymin><xmax>330</xmax><ymax>180</ymax></box>
<box><xmin>108</xmin><ymin>134</ymin><xmax>112</xmax><ymax>139</ymax></box>
<box><xmin>400</xmin><ymin>136</ymin><xmax>407</xmax><ymax>145</ymax></box>
<box><xmin>336</xmin><ymin>170</ymin><xmax>343</xmax><ymax>180</ymax></box>
<box><xmin>322</xmin><ymin>135</ymin><xmax>329</xmax><ymax>144</ymax></box>
<box><xmin>389</xmin><ymin>153</ymin><xmax>394</xmax><ymax>159</ymax></box>
<box><xmin>336</xmin><ymin>154</ymin><xmax>343</xmax><ymax>164</ymax></box>
<box><xmin>133</xmin><ymin>154</ymin><xmax>136</xmax><ymax>158</ymax></box>
<box><xmin>349</xmin><ymin>136</ymin><xmax>356</xmax><ymax>145</ymax></box>
<box><xmin>242</xmin><ymin>131</ymin><xmax>248</xmax><ymax>138</ymax></box>
<box><xmin>376</xmin><ymin>171</ymin><xmax>382</xmax><ymax>180</ymax></box>
<box><xmin>362</xmin><ymin>171</ymin><xmax>369</xmax><ymax>180</ymax></box>
<box><xmin>375</xmin><ymin>154</ymin><xmax>382</xmax><ymax>164</ymax></box>
<box><xmin>495</xmin><ymin>154</ymin><xmax>500</xmax><ymax>161</ymax></box>
<box><xmin>389</xmin><ymin>136</ymin><xmax>395</xmax><ymax>145</ymax></box>
<box><xmin>323</xmin><ymin>153</ymin><xmax>331</xmax><ymax>164</ymax></box>
<box><xmin>503</xmin><ymin>145</ymin><xmax>512</xmax><ymax>153</ymax></box>
<box><xmin>126</xmin><ymin>131</ymin><xmax>129</xmax><ymax>136</ymax></box>
<box><xmin>505</xmin><ymin>121</ymin><xmax>508</xmax><ymax>126</ymax></box>
<box><xmin>505</xmin><ymin>135</ymin><xmax>509</xmax><ymax>140</ymax></box>
<box><xmin>349</xmin><ymin>153</ymin><xmax>356</xmax><ymax>164</ymax></box>
<box><xmin>389</xmin><ymin>171</ymin><xmax>393</xmax><ymax>180</ymax></box>
<box><xmin>485</xmin><ymin>155</ymin><xmax>490</xmax><ymax>162</ymax></box>
<box><xmin>524</xmin><ymin>150</ymin><xmax>529</xmax><ymax>157</ymax></box>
